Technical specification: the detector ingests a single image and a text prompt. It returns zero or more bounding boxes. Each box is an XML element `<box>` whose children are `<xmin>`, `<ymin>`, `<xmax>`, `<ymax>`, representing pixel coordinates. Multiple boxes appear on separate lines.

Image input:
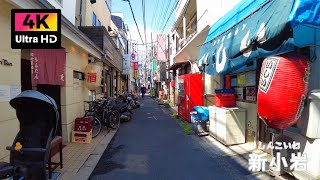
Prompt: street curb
<box><xmin>58</xmin><ymin>129</ymin><xmax>118</xmax><ymax>180</ymax></box>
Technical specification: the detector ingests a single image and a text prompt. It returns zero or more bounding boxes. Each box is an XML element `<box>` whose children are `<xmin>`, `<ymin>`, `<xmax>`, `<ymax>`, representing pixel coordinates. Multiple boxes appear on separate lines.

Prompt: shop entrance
<box><xmin>21</xmin><ymin>59</ymin><xmax>32</xmax><ymax>91</ymax></box>
<box><xmin>37</xmin><ymin>84</ymin><xmax>62</xmax><ymax>137</ymax></box>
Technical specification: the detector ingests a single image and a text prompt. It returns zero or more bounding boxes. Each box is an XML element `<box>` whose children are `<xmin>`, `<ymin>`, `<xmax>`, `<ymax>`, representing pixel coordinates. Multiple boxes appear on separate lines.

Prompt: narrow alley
<box><xmin>89</xmin><ymin>96</ymin><xmax>263</xmax><ymax>180</ymax></box>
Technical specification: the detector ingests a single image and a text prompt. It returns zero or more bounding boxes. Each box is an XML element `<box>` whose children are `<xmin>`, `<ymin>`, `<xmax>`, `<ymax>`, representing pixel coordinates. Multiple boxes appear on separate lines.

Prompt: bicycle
<box><xmin>84</xmin><ymin>98</ymin><xmax>120</xmax><ymax>138</ymax></box>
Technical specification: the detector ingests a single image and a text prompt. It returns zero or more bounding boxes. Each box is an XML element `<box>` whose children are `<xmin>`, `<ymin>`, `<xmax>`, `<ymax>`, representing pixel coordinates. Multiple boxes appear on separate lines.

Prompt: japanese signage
<box><xmin>30</xmin><ymin>49</ymin><xmax>66</xmax><ymax>85</ymax></box>
<box><xmin>84</xmin><ymin>63</ymin><xmax>102</xmax><ymax>91</ymax></box>
<box><xmin>122</xmin><ymin>54</ymin><xmax>130</xmax><ymax>75</ymax></box>
<box><xmin>86</xmin><ymin>73</ymin><xmax>97</xmax><ymax>83</ymax></box>
<box><xmin>259</xmin><ymin>57</ymin><xmax>279</xmax><ymax>93</ymax></box>
<box><xmin>152</xmin><ymin>59</ymin><xmax>157</xmax><ymax>72</ymax></box>
<box><xmin>11</xmin><ymin>9</ymin><xmax>61</xmax><ymax>49</ymax></box>
<box><xmin>131</xmin><ymin>62</ymin><xmax>138</xmax><ymax>70</ymax></box>
<box><xmin>156</xmin><ymin>34</ymin><xmax>167</xmax><ymax>62</ymax></box>
<box><xmin>134</xmin><ymin>70</ymin><xmax>139</xmax><ymax>78</ymax></box>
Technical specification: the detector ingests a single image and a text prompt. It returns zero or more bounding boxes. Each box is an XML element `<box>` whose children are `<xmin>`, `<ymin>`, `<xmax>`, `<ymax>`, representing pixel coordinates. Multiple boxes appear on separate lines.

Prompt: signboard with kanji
<box><xmin>134</xmin><ymin>70</ymin><xmax>139</xmax><ymax>78</ymax></box>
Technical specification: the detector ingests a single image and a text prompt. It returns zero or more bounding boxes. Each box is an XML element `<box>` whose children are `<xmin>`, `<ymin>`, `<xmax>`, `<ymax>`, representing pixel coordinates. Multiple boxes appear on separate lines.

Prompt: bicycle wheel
<box><xmin>109</xmin><ymin>110</ymin><xmax>120</xmax><ymax>129</ymax></box>
<box><xmin>85</xmin><ymin>115</ymin><xmax>102</xmax><ymax>138</ymax></box>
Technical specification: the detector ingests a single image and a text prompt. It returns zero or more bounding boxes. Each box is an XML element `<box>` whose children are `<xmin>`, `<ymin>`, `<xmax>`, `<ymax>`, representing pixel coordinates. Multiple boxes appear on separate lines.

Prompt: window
<box><xmin>92</xmin><ymin>12</ymin><xmax>97</xmax><ymax>26</ymax></box>
<box><xmin>98</xmin><ymin>20</ymin><xmax>101</xmax><ymax>26</ymax></box>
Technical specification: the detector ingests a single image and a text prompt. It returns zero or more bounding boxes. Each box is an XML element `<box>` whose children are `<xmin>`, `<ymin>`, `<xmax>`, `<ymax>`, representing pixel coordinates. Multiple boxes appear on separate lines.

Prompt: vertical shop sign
<box><xmin>134</xmin><ymin>70</ymin><xmax>139</xmax><ymax>78</ymax></box>
<box><xmin>152</xmin><ymin>59</ymin><xmax>157</xmax><ymax>72</ymax></box>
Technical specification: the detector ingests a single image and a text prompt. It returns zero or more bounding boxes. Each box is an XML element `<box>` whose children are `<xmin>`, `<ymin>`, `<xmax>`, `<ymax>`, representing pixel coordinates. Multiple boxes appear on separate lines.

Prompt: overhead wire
<box><xmin>125</xmin><ymin>0</ymin><xmax>144</xmax><ymax>44</ymax></box>
<box><xmin>150</xmin><ymin>0</ymin><xmax>160</xmax><ymax>30</ymax></box>
<box><xmin>158</xmin><ymin>0</ymin><xmax>173</xmax><ymax>32</ymax></box>
<box><xmin>161</xmin><ymin>0</ymin><xmax>179</xmax><ymax>33</ymax></box>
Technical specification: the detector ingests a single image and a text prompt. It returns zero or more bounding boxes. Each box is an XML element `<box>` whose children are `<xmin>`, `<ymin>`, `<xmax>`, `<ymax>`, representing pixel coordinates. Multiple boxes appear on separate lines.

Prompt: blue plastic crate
<box><xmin>215</xmin><ymin>89</ymin><xmax>236</xmax><ymax>94</ymax></box>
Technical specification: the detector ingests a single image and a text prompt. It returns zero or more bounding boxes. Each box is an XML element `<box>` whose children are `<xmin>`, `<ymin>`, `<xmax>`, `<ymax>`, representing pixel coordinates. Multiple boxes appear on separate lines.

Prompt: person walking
<box><xmin>140</xmin><ymin>85</ymin><xmax>146</xmax><ymax>99</ymax></box>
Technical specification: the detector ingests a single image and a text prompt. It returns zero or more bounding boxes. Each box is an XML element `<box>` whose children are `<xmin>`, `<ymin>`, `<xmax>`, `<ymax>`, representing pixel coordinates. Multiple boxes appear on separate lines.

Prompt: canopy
<box><xmin>197</xmin><ymin>0</ymin><xmax>320</xmax><ymax>75</ymax></box>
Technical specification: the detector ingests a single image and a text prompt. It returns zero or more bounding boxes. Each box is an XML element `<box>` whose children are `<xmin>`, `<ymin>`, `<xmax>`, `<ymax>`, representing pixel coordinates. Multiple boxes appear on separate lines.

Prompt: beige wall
<box><xmin>0</xmin><ymin>1</ymin><xmax>21</xmax><ymax>161</ymax></box>
<box><xmin>61</xmin><ymin>36</ymin><xmax>89</xmax><ymax>142</ymax></box>
<box><xmin>82</xmin><ymin>0</ymin><xmax>111</xmax><ymax>27</ymax></box>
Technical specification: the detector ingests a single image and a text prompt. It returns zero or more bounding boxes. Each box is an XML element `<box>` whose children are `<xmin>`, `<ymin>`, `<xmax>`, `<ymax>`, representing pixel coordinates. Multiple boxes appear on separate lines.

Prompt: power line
<box><xmin>150</xmin><ymin>0</ymin><xmax>159</xmax><ymax>30</ymax></box>
<box><xmin>158</xmin><ymin>0</ymin><xmax>172</xmax><ymax>32</ymax></box>
<box><xmin>123</xmin><ymin>0</ymin><xmax>144</xmax><ymax>44</ymax></box>
<box><xmin>161</xmin><ymin>0</ymin><xmax>179</xmax><ymax>33</ymax></box>
<box><xmin>154</xmin><ymin>0</ymin><xmax>167</xmax><ymax>31</ymax></box>
<box><xmin>142</xmin><ymin>0</ymin><xmax>147</xmax><ymax>53</ymax></box>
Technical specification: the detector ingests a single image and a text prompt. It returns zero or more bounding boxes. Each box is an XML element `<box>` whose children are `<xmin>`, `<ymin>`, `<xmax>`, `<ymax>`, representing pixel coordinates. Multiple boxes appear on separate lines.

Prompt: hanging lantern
<box><xmin>257</xmin><ymin>53</ymin><xmax>310</xmax><ymax>130</ymax></box>
<box><xmin>84</xmin><ymin>63</ymin><xmax>102</xmax><ymax>91</ymax></box>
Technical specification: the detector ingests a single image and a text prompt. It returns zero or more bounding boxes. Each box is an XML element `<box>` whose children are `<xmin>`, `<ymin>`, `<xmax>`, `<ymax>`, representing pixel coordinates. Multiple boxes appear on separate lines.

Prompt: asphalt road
<box><xmin>89</xmin><ymin>96</ymin><xmax>256</xmax><ymax>180</ymax></box>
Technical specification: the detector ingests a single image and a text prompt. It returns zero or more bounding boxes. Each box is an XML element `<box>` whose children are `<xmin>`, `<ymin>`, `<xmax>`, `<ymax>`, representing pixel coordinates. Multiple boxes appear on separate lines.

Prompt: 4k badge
<box><xmin>11</xmin><ymin>9</ymin><xmax>61</xmax><ymax>49</ymax></box>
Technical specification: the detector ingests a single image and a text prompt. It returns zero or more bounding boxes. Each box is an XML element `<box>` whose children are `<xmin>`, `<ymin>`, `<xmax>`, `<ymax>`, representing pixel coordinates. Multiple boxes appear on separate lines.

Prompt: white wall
<box><xmin>176</xmin><ymin>0</ymin><xmax>189</xmax><ymax>20</ymax></box>
<box><xmin>47</xmin><ymin>0</ymin><xmax>76</xmax><ymax>25</ymax></box>
<box><xmin>197</xmin><ymin>0</ymin><xmax>241</xmax><ymax>32</ymax></box>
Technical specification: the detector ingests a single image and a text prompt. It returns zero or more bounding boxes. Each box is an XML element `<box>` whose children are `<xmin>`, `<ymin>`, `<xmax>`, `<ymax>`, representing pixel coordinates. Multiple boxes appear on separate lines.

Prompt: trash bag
<box><xmin>193</xmin><ymin>106</ymin><xmax>209</xmax><ymax>121</ymax></box>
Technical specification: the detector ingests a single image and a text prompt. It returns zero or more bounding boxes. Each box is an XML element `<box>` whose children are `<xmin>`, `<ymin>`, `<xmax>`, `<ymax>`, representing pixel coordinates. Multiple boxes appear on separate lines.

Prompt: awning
<box><xmin>168</xmin><ymin>62</ymin><xmax>190</xmax><ymax>71</ymax></box>
<box><xmin>197</xmin><ymin>0</ymin><xmax>320</xmax><ymax>75</ymax></box>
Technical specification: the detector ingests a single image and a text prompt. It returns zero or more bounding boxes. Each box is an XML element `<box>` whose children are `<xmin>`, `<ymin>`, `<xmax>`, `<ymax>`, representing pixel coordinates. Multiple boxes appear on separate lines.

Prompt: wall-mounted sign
<box><xmin>134</xmin><ymin>70</ymin><xmax>139</xmax><ymax>78</ymax></box>
<box><xmin>123</xmin><ymin>54</ymin><xmax>130</xmax><ymax>75</ymax></box>
<box><xmin>0</xmin><ymin>59</ymin><xmax>13</xmax><ymax>66</ymax></box>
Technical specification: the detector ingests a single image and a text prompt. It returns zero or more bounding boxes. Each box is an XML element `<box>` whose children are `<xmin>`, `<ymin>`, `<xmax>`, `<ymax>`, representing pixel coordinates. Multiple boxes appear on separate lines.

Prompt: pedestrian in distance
<box><xmin>140</xmin><ymin>85</ymin><xmax>146</xmax><ymax>99</ymax></box>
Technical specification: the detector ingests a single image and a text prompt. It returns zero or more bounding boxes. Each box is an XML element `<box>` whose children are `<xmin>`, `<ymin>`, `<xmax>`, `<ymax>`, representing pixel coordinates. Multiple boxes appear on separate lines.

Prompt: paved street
<box><xmin>89</xmin><ymin>96</ymin><xmax>255</xmax><ymax>180</ymax></box>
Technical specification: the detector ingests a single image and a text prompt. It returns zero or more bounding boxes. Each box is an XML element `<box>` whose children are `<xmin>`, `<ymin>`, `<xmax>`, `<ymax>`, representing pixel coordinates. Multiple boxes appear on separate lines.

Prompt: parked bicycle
<box><xmin>84</xmin><ymin>98</ymin><xmax>120</xmax><ymax>138</ymax></box>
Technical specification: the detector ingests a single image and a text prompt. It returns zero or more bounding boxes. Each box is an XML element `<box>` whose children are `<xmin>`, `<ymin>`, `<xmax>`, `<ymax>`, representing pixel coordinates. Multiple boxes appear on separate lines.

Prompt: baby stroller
<box><xmin>0</xmin><ymin>90</ymin><xmax>59</xmax><ymax>180</ymax></box>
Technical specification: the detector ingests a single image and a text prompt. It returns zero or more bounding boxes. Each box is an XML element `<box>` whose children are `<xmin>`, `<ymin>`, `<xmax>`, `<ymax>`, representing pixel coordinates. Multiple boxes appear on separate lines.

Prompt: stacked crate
<box><xmin>71</xmin><ymin>117</ymin><xmax>93</xmax><ymax>143</ymax></box>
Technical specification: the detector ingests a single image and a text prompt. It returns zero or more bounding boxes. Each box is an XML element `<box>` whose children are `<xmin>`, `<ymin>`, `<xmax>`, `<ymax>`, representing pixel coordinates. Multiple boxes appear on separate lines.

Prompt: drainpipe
<box><xmin>79</xmin><ymin>0</ymin><xmax>83</xmax><ymax>26</ymax></box>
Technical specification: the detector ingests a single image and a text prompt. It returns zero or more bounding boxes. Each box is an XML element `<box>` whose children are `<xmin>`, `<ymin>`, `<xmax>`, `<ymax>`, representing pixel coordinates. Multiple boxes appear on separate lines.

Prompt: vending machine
<box><xmin>178</xmin><ymin>74</ymin><xmax>203</xmax><ymax>122</ymax></box>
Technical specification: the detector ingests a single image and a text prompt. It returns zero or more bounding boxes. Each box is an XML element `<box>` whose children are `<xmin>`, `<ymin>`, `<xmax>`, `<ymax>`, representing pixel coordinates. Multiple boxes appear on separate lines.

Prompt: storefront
<box><xmin>0</xmin><ymin>0</ymin><xmax>105</xmax><ymax>161</ymax></box>
<box><xmin>197</xmin><ymin>0</ymin><xmax>320</xmax><ymax>178</ymax></box>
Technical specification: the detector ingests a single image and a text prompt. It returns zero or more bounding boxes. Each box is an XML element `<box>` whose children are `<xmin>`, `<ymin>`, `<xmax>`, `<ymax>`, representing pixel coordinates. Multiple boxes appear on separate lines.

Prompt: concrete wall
<box><xmin>0</xmin><ymin>1</ymin><xmax>21</xmax><ymax>161</ymax></box>
<box><xmin>47</xmin><ymin>0</ymin><xmax>76</xmax><ymax>25</ymax></box>
<box><xmin>60</xmin><ymin>36</ymin><xmax>90</xmax><ymax>142</ymax></box>
<box><xmin>82</xmin><ymin>0</ymin><xmax>111</xmax><ymax>27</ymax></box>
<box><xmin>236</xmin><ymin>102</ymin><xmax>258</xmax><ymax>147</ymax></box>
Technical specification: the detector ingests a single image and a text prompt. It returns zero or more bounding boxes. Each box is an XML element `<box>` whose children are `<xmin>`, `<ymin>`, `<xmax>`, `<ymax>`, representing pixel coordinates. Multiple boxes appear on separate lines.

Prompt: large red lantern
<box><xmin>257</xmin><ymin>53</ymin><xmax>310</xmax><ymax>130</ymax></box>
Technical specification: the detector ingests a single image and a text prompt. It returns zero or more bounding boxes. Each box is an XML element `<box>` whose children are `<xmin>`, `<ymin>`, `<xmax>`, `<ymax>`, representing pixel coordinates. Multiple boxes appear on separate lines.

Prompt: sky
<box><xmin>111</xmin><ymin>0</ymin><xmax>177</xmax><ymax>45</ymax></box>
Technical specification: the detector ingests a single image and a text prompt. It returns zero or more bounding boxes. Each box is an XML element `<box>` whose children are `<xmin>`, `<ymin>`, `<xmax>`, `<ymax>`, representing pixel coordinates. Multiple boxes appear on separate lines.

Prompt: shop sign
<box><xmin>259</xmin><ymin>57</ymin><xmax>279</xmax><ymax>93</ymax></box>
<box><xmin>134</xmin><ymin>70</ymin><xmax>139</xmax><ymax>78</ymax></box>
<box><xmin>30</xmin><ymin>49</ymin><xmax>66</xmax><ymax>85</ymax></box>
<box><xmin>123</xmin><ymin>55</ymin><xmax>130</xmax><ymax>75</ymax></box>
<box><xmin>86</xmin><ymin>73</ymin><xmax>97</xmax><ymax>83</ymax></box>
<box><xmin>0</xmin><ymin>59</ymin><xmax>13</xmax><ymax>66</ymax></box>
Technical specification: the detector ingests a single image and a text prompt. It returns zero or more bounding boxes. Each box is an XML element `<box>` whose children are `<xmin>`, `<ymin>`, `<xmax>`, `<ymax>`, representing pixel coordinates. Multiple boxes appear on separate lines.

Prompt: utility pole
<box><xmin>151</xmin><ymin>32</ymin><xmax>153</xmax><ymax>89</ymax></box>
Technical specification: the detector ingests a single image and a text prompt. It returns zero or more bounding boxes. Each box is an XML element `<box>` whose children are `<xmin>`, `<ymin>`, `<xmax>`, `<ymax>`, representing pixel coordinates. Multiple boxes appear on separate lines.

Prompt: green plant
<box><xmin>170</xmin><ymin>113</ymin><xmax>194</xmax><ymax>135</ymax></box>
<box><xmin>179</xmin><ymin>121</ymin><xmax>194</xmax><ymax>135</ymax></box>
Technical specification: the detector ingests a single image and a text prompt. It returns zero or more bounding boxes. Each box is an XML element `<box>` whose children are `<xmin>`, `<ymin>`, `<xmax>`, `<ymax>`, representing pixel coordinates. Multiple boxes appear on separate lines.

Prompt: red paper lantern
<box><xmin>257</xmin><ymin>53</ymin><xmax>310</xmax><ymax>130</ymax></box>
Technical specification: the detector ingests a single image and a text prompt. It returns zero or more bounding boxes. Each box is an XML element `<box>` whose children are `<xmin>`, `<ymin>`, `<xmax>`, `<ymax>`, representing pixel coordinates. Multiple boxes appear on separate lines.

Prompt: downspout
<box><xmin>79</xmin><ymin>0</ymin><xmax>83</xmax><ymax>26</ymax></box>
